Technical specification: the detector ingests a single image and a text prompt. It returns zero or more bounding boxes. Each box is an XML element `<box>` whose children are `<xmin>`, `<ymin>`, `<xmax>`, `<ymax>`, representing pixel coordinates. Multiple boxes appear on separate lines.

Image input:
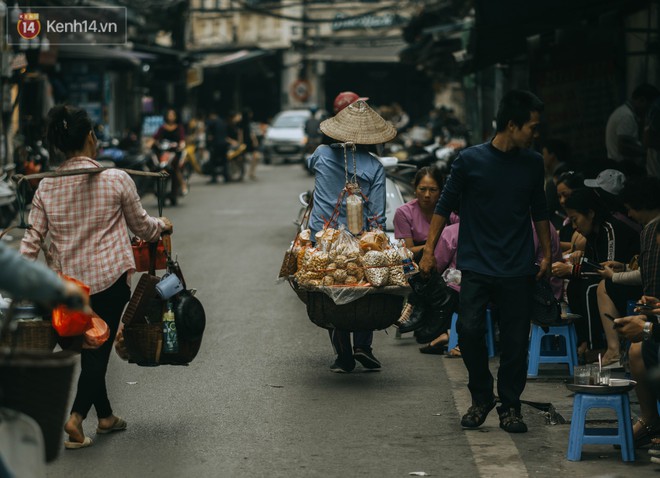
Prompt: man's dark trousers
<box><xmin>457</xmin><ymin>270</ymin><xmax>534</xmax><ymax>410</ymax></box>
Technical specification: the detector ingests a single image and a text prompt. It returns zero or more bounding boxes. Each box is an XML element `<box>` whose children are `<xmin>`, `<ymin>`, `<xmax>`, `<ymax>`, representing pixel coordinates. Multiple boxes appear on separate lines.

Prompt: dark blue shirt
<box><xmin>435</xmin><ymin>141</ymin><xmax>548</xmax><ymax>277</ymax></box>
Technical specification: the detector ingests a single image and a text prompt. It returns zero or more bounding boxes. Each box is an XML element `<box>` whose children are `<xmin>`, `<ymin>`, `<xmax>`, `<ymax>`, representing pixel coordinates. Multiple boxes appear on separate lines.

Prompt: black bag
<box><xmin>172</xmin><ymin>290</ymin><xmax>206</xmax><ymax>341</ymax></box>
<box><xmin>531</xmin><ymin>279</ymin><xmax>561</xmax><ymax>328</ymax></box>
<box><xmin>407</xmin><ymin>271</ymin><xmax>451</xmax><ymax>309</ymax></box>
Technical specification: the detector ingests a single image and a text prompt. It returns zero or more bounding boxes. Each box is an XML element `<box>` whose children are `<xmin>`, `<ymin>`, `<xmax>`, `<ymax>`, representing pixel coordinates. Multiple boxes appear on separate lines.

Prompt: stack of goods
<box><xmin>292</xmin><ymin>226</ymin><xmax>415</xmax><ymax>289</ymax></box>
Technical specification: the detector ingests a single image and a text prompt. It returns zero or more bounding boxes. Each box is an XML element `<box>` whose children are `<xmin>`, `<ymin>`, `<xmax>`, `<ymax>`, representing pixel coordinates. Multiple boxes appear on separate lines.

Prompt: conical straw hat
<box><xmin>320</xmin><ymin>100</ymin><xmax>397</xmax><ymax>145</ymax></box>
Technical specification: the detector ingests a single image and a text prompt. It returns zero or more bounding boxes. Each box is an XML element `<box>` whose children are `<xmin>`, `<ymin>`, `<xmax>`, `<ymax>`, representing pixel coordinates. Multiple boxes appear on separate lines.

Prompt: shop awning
<box><xmin>196</xmin><ymin>49</ymin><xmax>270</xmax><ymax>69</ymax></box>
<box><xmin>56</xmin><ymin>45</ymin><xmax>156</xmax><ymax>66</ymax></box>
<box><xmin>306</xmin><ymin>42</ymin><xmax>406</xmax><ymax>63</ymax></box>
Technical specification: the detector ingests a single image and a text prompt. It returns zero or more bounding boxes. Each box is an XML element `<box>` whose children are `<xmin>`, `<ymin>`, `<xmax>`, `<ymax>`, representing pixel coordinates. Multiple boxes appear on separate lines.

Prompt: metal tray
<box><xmin>566</xmin><ymin>380</ymin><xmax>637</xmax><ymax>394</ymax></box>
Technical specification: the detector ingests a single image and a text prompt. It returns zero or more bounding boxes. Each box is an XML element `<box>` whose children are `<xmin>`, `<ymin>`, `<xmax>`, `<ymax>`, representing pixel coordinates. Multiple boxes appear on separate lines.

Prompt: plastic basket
<box><xmin>0</xmin><ymin>349</ymin><xmax>77</xmax><ymax>462</ymax></box>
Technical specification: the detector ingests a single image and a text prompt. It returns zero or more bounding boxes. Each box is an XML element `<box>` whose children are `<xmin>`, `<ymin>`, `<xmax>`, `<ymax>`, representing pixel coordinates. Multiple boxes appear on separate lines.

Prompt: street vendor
<box><xmin>307</xmin><ymin>97</ymin><xmax>396</xmax><ymax>373</ymax></box>
<box><xmin>21</xmin><ymin>104</ymin><xmax>173</xmax><ymax>450</ymax></box>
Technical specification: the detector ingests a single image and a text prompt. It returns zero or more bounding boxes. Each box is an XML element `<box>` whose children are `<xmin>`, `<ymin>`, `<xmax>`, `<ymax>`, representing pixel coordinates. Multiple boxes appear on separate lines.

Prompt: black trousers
<box><xmin>71</xmin><ymin>273</ymin><xmax>130</xmax><ymax>419</ymax></box>
<box><xmin>209</xmin><ymin>144</ymin><xmax>228</xmax><ymax>181</ymax></box>
<box><xmin>458</xmin><ymin>271</ymin><xmax>534</xmax><ymax>410</ymax></box>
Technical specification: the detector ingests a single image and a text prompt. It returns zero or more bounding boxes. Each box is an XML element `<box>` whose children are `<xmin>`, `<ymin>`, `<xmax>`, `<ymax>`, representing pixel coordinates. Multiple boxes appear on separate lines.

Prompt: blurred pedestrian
<box><xmin>205</xmin><ymin>112</ymin><xmax>229</xmax><ymax>184</ymax></box>
<box><xmin>241</xmin><ymin>108</ymin><xmax>260</xmax><ymax>180</ymax></box>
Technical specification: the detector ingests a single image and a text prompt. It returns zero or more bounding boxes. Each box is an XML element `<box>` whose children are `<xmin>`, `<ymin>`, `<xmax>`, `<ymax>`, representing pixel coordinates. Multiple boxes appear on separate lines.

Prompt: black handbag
<box><xmin>531</xmin><ymin>279</ymin><xmax>561</xmax><ymax>328</ymax></box>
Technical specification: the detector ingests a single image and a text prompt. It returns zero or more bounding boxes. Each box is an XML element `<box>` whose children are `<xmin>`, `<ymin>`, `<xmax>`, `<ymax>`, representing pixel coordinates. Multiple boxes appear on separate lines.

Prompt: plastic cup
<box><xmin>155</xmin><ymin>273</ymin><xmax>184</xmax><ymax>299</ymax></box>
<box><xmin>598</xmin><ymin>368</ymin><xmax>611</xmax><ymax>385</ymax></box>
<box><xmin>574</xmin><ymin>365</ymin><xmax>591</xmax><ymax>385</ymax></box>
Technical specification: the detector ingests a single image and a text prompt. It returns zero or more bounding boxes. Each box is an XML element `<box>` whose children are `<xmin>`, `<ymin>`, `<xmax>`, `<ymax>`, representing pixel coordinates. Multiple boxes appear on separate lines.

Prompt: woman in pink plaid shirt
<box><xmin>21</xmin><ymin>105</ymin><xmax>173</xmax><ymax>450</ymax></box>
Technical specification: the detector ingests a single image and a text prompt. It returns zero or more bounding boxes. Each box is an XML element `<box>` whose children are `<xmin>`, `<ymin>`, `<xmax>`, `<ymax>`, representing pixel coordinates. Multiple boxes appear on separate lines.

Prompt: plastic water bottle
<box><xmin>397</xmin><ymin>240</ymin><xmax>416</xmax><ymax>276</ymax></box>
<box><xmin>162</xmin><ymin>304</ymin><xmax>179</xmax><ymax>353</ymax></box>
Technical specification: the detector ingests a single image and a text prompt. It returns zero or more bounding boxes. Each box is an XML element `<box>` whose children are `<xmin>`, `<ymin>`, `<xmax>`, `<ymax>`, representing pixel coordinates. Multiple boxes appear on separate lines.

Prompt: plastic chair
<box><xmin>447</xmin><ymin>310</ymin><xmax>496</xmax><ymax>358</ymax></box>
<box><xmin>527</xmin><ymin>322</ymin><xmax>578</xmax><ymax>377</ymax></box>
<box><xmin>566</xmin><ymin>392</ymin><xmax>634</xmax><ymax>462</ymax></box>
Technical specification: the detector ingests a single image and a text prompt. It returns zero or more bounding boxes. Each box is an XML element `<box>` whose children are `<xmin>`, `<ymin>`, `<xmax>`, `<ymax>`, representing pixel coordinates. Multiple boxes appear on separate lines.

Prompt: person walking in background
<box><xmin>21</xmin><ymin>105</ymin><xmax>173</xmax><ymax>450</ymax></box>
<box><xmin>241</xmin><ymin>108</ymin><xmax>261</xmax><ymax>180</ymax></box>
<box><xmin>419</xmin><ymin>90</ymin><xmax>552</xmax><ymax>434</ymax></box>
<box><xmin>205</xmin><ymin>112</ymin><xmax>229</xmax><ymax>184</ymax></box>
<box><xmin>605</xmin><ymin>83</ymin><xmax>659</xmax><ymax>176</ymax></box>
<box><xmin>308</xmin><ymin>97</ymin><xmax>394</xmax><ymax>373</ymax></box>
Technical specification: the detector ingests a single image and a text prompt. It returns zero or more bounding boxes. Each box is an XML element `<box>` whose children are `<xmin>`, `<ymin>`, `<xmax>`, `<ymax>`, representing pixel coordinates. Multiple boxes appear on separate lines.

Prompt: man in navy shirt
<box><xmin>420</xmin><ymin>90</ymin><xmax>552</xmax><ymax>433</ymax></box>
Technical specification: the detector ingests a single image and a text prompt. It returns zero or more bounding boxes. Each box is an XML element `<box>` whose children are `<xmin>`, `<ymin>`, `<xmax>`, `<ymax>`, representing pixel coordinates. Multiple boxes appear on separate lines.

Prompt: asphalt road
<box><xmin>43</xmin><ymin>163</ymin><xmax>659</xmax><ymax>478</ymax></box>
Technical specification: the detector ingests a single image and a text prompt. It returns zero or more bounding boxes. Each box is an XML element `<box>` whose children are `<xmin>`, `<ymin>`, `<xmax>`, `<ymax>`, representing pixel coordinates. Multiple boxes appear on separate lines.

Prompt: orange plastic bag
<box><xmin>132</xmin><ymin>238</ymin><xmax>167</xmax><ymax>272</ymax></box>
<box><xmin>83</xmin><ymin>315</ymin><xmax>110</xmax><ymax>349</ymax></box>
<box><xmin>52</xmin><ymin>275</ymin><xmax>93</xmax><ymax>337</ymax></box>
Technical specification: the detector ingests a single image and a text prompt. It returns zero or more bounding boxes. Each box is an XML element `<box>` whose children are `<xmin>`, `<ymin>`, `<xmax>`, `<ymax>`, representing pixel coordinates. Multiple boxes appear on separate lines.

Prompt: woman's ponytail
<box><xmin>46</xmin><ymin>105</ymin><xmax>92</xmax><ymax>157</ymax></box>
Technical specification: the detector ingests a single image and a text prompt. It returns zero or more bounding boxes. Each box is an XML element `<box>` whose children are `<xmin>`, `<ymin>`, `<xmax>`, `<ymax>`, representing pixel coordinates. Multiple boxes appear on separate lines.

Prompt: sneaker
<box><xmin>460</xmin><ymin>400</ymin><xmax>497</xmax><ymax>429</ymax></box>
<box><xmin>353</xmin><ymin>348</ymin><xmax>381</xmax><ymax>370</ymax></box>
<box><xmin>498</xmin><ymin>406</ymin><xmax>528</xmax><ymax>433</ymax></box>
<box><xmin>396</xmin><ymin>303</ymin><xmax>414</xmax><ymax>326</ymax></box>
<box><xmin>330</xmin><ymin>358</ymin><xmax>355</xmax><ymax>373</ymax></box>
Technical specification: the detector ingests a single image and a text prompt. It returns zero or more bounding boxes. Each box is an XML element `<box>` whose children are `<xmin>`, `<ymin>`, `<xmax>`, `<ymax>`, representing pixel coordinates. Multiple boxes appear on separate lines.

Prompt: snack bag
<box><xmin>361</xmin><ymin>250</ymin><xmax>389</xmax><ymax>287</ymax></box>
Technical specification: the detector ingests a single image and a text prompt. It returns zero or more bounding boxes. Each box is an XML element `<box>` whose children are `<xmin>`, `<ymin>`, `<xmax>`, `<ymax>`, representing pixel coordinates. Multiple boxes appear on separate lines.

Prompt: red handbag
<box><xmin>132</xmin><ymin>237</ymin><xmax>168</xmax><ymax>272</ymax></box>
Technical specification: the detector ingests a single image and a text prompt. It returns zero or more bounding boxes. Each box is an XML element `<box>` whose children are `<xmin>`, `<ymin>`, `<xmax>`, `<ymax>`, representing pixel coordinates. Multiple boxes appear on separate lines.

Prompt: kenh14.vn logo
<box><xmin>17</xmin><ymin>12</ymin><xmax>41</xmax><ymax>40</ymax></box>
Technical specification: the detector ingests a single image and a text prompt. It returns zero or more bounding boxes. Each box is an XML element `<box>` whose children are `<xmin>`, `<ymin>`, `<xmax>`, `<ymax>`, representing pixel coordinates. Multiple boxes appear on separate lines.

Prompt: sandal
<box><xmin>448</xmin><ymin>346</ymin><xmax>462</xmax><ymax>358</ymax></box>
<box><xmin>633</xmin><ymin>418</ymin><xmax>660</xmax><ymax>448</ymax></box>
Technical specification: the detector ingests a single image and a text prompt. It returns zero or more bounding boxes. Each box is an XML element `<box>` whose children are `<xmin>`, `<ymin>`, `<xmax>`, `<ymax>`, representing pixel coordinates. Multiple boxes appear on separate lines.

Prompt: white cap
<box><xmin>584</xmin><ymin>169</ymin><xmax>626</xmax><ymax>195</ymax></box>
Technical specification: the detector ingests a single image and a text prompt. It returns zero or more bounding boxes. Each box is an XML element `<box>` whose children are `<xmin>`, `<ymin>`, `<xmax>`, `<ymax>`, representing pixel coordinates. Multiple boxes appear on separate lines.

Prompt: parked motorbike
<box><xmin>13</xmin><ymin>139</ymin><xmax>50</xmax><ymax>204</ymax></box>
<box><xmin>0</xmin><ymin>166</ymin><xmax>18</xmax><ymax>229</ymax></box>
<box><xmin>97</xmin><ymin>138</ymin><xmax>155</xmax><ymax>197</ymax></box>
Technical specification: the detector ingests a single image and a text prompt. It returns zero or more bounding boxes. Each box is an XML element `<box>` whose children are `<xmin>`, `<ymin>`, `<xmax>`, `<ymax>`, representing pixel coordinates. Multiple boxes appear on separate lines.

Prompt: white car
<box><xmin>263</xmin><ymin>109</ymin><xmax>311</xmax><ymax>164</ymax></box>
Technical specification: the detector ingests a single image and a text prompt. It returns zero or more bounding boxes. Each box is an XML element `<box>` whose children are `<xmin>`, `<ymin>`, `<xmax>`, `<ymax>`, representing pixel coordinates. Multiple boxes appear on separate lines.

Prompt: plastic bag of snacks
<box><xmin>361</xmin><ymin>250</ymin><xmax>389</xmax><ymax>286</ymax></box>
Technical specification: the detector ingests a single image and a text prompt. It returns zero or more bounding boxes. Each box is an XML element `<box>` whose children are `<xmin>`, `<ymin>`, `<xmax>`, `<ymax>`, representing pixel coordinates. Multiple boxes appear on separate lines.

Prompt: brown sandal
<box><xmin>448</xmin><ymin>346</ymin><xmax>462</xmax><ymax>358</ymax></box>
<box><xmin>633</xmin><ymin>418</ymin><xmax>660</xmax><ymax>448</ymax></box>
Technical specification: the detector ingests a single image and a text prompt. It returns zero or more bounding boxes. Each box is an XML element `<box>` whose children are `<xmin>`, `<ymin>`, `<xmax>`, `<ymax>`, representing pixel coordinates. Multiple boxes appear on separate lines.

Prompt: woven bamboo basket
<box><xmin>291</xmin><ymin>281</ymin><xmax>407</xmax><ymax>331</ymax></box>
<box><xmin>0</xmin><ymin>320</ymin><xmax>56</xmax><ymax>351</ymax></box>
<box><xmin>123</xmin><ymin>323</ymin><xmax>163</xmax><ymax>366</ymax></box>
<box><xmin>0</xmin><ymin>349</ymin><xmax>77</xmax><ymax>462</ymax></box>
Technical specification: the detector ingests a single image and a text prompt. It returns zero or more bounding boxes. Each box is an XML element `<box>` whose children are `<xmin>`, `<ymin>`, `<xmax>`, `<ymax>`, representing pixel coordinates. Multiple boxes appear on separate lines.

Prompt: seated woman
<box><xmin>393</xmin><ymin>167</ymin><xmax>458</xmax><ymax>343</ymax></box>
<box><xmin>593</xmin><ymin>176</ymin><xmax>660</xmax><ymax>367</ymax></box>
<box><xmin>555</xmin><ymin>170</ymin><xmax>587</xmax><ymax>253</ymax></box>
<box><xmin>615</xmin><ymin>294</ymin><xmax>660</xmax><ymax>447</ymax></box>
<box><xmin>551</xmin><ymin>188</ymin><xmax>640</xmax><ymax>360</ymax></box>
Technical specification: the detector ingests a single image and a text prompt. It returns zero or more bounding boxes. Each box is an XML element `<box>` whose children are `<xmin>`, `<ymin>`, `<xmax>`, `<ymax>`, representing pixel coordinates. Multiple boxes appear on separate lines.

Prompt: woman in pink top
<box><xmin>394</xmin><ymin>167</ymin><xmax>459</xmax><ymax>352</ymax></box>
<box><xmin>21</xmin><ymin>105</ymin><xmax>173</xmax><ymax>450</ymax></box>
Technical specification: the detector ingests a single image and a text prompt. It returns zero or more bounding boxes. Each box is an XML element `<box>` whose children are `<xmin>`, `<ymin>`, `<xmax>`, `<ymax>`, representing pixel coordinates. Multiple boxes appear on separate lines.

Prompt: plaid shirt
<box><xmin>641</xmin><ymin>215</ymin><xmax>660</xmax><ymax>297</ymax></box>
<box><xmin>20</xmin><ymin>157</ymin><xmax>163</xmax><ymax>294</ymax></box>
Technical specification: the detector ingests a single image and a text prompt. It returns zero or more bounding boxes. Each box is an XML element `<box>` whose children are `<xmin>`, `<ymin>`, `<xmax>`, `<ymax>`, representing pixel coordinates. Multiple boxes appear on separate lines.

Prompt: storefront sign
<box><xmin>331</xmin><ymin>13</ymin><xmax>406</xmax><ymax>31</ymax></box>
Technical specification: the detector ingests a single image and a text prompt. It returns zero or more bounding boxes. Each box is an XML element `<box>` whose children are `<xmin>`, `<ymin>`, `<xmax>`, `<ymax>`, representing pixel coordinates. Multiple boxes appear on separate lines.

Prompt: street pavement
<box><xmin>35</xmin><ymin>163</ymin><xmax>660</xmax><ymax>477</ymax></box>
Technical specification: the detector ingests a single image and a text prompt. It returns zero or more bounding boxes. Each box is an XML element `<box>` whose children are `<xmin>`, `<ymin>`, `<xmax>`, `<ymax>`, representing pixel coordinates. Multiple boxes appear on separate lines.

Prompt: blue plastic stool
<box><xmin>527</xmin><ymin>322</ymin><xmax>578</xmax><ymax>377</ymax></box>
<box><xmin>447</xmin><ymin>310</ymin><xmax>496</xmax><ymax>358</ymax></box>
<box><xmin>567</xmin><ymin>392</ymin><xmax>634</xmax><ymax>462</ymax></box>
